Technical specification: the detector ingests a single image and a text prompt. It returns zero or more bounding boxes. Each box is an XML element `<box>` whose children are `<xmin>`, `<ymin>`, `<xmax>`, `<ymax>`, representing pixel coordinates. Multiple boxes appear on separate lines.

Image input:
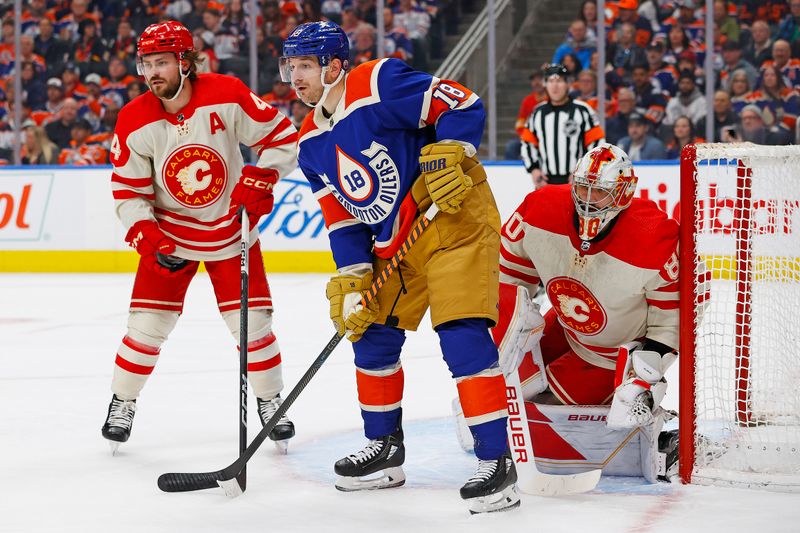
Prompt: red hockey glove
<box><xmin>125</xmin><ymin>220</ymin><xmax>187</xmax><ymax>277</ymax></box>
<box><xmin>229</xmin><ymin>165</ymin><xmax>279</xmax><ymax>225</ymax></box>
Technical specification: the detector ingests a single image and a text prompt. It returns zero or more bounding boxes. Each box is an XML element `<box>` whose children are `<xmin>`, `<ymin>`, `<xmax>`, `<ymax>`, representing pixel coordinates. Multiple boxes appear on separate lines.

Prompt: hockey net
<box><xmin>679</xmin><ymin>143</ymin><xmax>800</xmax><ymax>492</ymax></box>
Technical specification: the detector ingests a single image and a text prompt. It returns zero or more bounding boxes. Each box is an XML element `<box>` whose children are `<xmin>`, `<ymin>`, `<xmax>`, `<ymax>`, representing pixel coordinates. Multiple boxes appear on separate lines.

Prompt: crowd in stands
<box><xmin>0</xmin><ymin>0</ymin><xmax>445</xmax><ymax>165</ymax></box>
<box><xmin>515</xmin><ymin>0</ymin><xmax>800</xmax><ymax>161</ymax></box>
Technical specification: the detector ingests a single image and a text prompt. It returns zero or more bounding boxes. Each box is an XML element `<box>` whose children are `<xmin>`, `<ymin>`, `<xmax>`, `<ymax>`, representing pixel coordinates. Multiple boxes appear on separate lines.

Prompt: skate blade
<box><xmin>468</xmin><ymin>485</ymin><xmax>521</xmax><ymax>515</ymax></box>
<box><xmin>108</xmin><ymin>441</ymin><xmax>121</xmax><ymax>456</ymax></box>
<box><xmin>335</xmin><ymin>466</ymin><xmax>406</xmax><ymax>492</ymax></box>
<box><xmin>217</xmin><ymin>478</ymin><xmax>244</xmax><ymax>498</ymax></box>
<box><xmin>273</xmin><ymin>439</ymin><xmax>289</xmax><ymax>455</ymax></box>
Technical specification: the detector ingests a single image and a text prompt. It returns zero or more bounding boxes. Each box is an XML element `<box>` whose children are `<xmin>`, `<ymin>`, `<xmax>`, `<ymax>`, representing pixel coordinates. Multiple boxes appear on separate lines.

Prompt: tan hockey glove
<box><xmin>419</xmin><ymin>142</ymin><xmax>473</xmax><ymax>214</ymax></box>
<box><xmin>325</xmin><ymin>272</ymin><xmax>379</xmax><ymax>342</ymax></box>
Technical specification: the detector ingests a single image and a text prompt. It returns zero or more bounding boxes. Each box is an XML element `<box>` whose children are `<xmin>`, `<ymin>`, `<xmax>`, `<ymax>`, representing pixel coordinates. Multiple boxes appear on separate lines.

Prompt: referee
<box><xmin>521</xmin><ymin>64</ymin><xmax>606</xmax><ymax>189</ymax></box>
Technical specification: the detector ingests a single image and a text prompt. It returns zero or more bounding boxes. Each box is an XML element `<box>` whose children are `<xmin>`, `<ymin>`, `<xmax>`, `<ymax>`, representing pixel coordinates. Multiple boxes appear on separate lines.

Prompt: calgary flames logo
<box><xmin>162</xmin><ymin>144</ymin><xmax>227</xmax><ymax>208</ymax></box>
<box><xmin>546</xmin><ymin>276</ymin><xmax>607</xmax><ymax>335</ymax></box>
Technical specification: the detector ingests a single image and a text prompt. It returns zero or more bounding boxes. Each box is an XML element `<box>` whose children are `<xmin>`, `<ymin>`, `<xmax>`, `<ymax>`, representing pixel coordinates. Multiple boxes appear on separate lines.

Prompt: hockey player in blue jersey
<box><xmin>281</xmin><ymin>21</ymin><xmax>519</xmax><ymax>514</ymax></box>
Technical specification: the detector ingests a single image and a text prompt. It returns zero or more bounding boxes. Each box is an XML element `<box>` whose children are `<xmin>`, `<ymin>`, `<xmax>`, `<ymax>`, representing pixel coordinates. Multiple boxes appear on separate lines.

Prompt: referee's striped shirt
<box><xmin>520</xmin><ymin>98</ymin><xmax>605</xmax><ymax>177</ymax></box>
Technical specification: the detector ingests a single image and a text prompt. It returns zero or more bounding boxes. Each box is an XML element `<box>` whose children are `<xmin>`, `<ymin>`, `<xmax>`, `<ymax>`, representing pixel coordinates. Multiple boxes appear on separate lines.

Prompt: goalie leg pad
<box><xmin>111</xmin><ymin>311</ymin><xmax>179</xmax><ymax>400</ymax></box>
<box><xmin>222</xmin><ymin>310</ymin><xmax>284</xmax><ymax>399</ymax></box>
<box><xmin>491</xmin><ymin>282</ymin><xmax>545</xmax><ymax>376</ymax></box>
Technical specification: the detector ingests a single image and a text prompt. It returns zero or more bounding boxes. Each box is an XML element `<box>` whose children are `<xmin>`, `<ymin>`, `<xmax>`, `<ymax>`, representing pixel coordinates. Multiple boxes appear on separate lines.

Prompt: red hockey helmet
<box><xmin>137</xmin><ymin>21</ymin><xmax>194</xmax><ymax>60</ymax></box>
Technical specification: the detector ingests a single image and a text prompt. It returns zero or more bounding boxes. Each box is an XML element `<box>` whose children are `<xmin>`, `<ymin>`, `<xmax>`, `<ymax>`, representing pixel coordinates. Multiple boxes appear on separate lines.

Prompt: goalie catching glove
<box><xmin>326</xmin><ymin>268</ymin><xmax>379</xmax><ymax>342</ymax></box>
<box><xmin>607</xmin><ymin>342</ymin><xmax>677</xmax><ymax>429</ymax></box>
<box><xmin>125</xmin><ymin>220</ymin><xmax>188</xmax><ymax>277</ymax></box>
<box><xmin>419</xmin><ymin>142</ymin><xmax>473</xmax><ymax>214</ymax></box>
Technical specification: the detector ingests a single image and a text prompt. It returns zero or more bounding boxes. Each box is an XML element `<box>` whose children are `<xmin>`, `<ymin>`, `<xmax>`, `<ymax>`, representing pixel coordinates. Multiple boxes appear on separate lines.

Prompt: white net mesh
<box><xmin>689</xmin><ymin>144</ymin><xmax>800</xmax><ymax>492</ymax></box>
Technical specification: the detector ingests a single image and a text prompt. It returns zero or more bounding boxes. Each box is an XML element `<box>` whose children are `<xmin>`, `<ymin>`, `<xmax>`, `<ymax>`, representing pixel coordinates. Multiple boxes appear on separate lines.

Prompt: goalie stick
<box><xmin>157</xmin><ymin>204</ymin><xmax>440</xmax><ymax>495</ymax></box>
<box><xmin>505</xmin><ymin>369</ymin><xmax>601</xmax><ymax>496</ymax></box>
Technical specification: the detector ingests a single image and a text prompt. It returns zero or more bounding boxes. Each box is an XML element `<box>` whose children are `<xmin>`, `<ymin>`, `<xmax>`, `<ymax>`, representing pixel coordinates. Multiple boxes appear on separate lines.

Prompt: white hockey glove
<box><xmin>607</xmin><ymin>342</ymin><xmax>677</xmax><ymax>429</ymax></box>
<box><xmin>492</xmin><ymin>283</ymin><xmax>545</xmax><ymax>377</ymax></box>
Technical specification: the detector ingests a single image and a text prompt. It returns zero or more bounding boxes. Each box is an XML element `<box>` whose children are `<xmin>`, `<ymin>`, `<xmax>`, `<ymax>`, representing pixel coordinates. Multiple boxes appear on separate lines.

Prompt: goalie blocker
<box><xmin>454</xmin><ymin>283</ymin><xmax>678</xmax><ymax>483</ymax></box>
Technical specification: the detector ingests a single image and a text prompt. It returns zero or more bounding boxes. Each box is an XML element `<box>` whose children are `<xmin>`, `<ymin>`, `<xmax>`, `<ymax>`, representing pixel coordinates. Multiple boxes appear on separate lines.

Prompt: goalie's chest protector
<box><xmin>297</xmin><ymin>59</ymin><xmax>433</xmax><ymax>231</ymax></box>
<box><xmin>517</xmin><ymin>186</ymin><xmax>678</xmax><ymax>367</ymax></box>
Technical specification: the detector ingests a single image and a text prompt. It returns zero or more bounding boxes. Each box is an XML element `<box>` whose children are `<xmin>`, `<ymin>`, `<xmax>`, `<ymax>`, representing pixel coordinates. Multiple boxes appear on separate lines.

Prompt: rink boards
<box><xmin>1</xmin><ymin>161</ymin><xmax>688</xmax><ymax>272</ymax></box>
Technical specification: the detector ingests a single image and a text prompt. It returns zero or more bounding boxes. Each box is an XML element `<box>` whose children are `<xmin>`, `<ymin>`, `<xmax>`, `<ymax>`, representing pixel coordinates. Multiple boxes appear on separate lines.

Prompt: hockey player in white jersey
<box><xmin>467</xmin><ymin>143</ymin><xmax>689</xmax><ymax>481</ymax></box>
<box><xmin>101</xmin><ymin>21</ymin><xmax>298</xmax><ymax>453</ymax></box>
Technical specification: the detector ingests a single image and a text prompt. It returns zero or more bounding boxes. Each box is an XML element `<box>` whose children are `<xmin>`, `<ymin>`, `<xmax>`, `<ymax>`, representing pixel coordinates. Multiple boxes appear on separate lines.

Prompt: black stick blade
<box><xmin>158</xmin><ymin>471</ymin><xmax>226</xmax><ymax>492</ymax></box>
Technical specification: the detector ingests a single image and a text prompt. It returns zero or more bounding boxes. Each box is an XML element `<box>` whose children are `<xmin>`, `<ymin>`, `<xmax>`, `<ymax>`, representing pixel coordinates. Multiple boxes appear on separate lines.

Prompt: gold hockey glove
<box><xmin>419</xmin><ymin>142</ymin><xmax>473</xmax><ymax>214</ymax></box>
<box><xmin>325</xmin><ymin>272</ymin><xmax>379</xmax><ymax>342</ymax></box>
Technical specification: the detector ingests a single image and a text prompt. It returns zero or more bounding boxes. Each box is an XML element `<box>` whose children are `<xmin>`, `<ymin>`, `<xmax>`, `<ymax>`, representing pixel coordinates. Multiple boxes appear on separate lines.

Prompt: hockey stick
<box><xmin>505</xmin><ymin>369</ymin><xmax>601</xmax><ymax>496</ymax></box>
<box><xmin>157</xmin><ymin>204</ymin><xmax>440</xmax><ymax>495</ymax></box>
<box><xmin>235</xmin><ymin>209</ymin><xmax>250</xmax><ymax>494</ymax></box>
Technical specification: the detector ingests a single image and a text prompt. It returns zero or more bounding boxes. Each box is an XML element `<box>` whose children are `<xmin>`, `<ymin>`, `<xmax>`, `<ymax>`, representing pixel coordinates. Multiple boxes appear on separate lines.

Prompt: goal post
<box><xmin>679</xmin><ymin>142</ymin><xmax>800</xmax><ymax>492</ymax></box>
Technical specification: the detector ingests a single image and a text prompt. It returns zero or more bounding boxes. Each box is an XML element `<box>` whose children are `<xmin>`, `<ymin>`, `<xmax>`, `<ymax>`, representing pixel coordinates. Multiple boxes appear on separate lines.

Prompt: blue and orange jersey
<box><xmin>297</xmin><ymin>58</ymin><xmax>484</xmax><ymax>270</ymax></box>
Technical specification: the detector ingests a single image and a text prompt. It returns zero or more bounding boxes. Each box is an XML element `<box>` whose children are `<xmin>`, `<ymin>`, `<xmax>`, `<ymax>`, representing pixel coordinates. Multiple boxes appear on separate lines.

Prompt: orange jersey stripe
<box><xmin>584</xmin><ymin>125</ymin><xmax>604</xmax><ymax>146</ymax></box>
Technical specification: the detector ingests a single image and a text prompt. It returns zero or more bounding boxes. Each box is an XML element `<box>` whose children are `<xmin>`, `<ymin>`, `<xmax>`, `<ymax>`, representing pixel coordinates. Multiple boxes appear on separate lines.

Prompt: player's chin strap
<box><xmin>315</xmin><ymin>66</ymin><xmax>345</xmax><ymax>110</ymax></box>
<box><xmin>162</xmin><ymin>66</ymin><xmax>190</xmax><ymax>102</ymax></box>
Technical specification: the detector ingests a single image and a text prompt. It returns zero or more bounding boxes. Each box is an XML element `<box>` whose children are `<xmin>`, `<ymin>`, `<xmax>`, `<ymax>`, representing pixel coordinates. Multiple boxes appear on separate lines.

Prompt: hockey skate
<box><xmin>657</xmin><ymin>429</ymin><xmax>679</xmax><ymax>482</ymax></box>
<box><xmin>257</xmin><ymin>395</ymin><xmax>295</xmax><ymax>454</ymax></box>
<box><xmin>101</xmin><ymin>394</ymin><xmax>136</xmax><ymax>455</ymax></box>
<box><xmin>334</xmin><ymin>428</ymin><xmax>406</xmax><ymax>491</ymax></box>
<box><xmin>460</xmin><ymin>452</ymin><xmax>520</xmax><ymax>514</ymax></box>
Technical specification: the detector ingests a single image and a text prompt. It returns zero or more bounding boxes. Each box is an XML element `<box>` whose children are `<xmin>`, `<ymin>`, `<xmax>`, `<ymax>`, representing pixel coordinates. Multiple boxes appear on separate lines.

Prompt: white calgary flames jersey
<box><xmin>110</xmin><ymin>73</ymin><xmax>297</xmax><ymax>261</ymax></box>
<box><xmin>500</xmin><ymin>185</ymin><xmax>680</xmax><ymax>370</ymax></box>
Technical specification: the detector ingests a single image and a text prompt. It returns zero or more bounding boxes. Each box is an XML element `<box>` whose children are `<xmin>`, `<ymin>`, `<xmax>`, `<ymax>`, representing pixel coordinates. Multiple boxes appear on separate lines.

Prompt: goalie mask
<box><xmin>571</xmin><ymin>143</ymin><xmax>637</xmax><ymax>241</ymax></box>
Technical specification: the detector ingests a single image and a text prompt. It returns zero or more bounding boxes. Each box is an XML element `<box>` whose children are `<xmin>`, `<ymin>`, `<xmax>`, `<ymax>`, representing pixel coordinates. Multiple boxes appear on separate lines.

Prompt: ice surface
<box><xmin>1</xmin><ymin>273</ymin><xmax>798</xmax><ymax>533</ymax></box>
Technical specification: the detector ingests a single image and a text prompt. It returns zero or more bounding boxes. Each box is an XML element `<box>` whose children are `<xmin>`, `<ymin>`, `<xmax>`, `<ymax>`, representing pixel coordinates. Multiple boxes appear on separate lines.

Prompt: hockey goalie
<box><xmin>455</xmin><ymin>143</ymin><xmax>684</xmax><ymax>484</ymax></box>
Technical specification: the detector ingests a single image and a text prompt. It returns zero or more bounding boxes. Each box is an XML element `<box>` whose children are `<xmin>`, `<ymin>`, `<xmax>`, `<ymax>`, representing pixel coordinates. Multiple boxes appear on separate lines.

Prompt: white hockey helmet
<box><xmin>571</xmin><ymin>143</ymin><xmax>637</xmax><ymax>241</ymax></box>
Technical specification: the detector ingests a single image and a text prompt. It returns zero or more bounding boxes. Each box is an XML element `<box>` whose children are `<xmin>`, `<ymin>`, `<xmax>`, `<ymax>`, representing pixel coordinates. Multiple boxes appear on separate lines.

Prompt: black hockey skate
<box><xmin>658</xmin><ymin>429</ymin><xmax>679</xmax><ymax>482</ymax></box>
<box><xmin>334</xmin><ymin>428</ymin><xmax>405</xmax><ymax>491</ymax></box>
<box><xmin>460</xmin><ymin>451</ymin><xmax>521</xmax><ymax>514</ymax></box>
<box><xmin>257</xmin><ymin>395</ymin><xmax>295</xmax><ymax>454</ymax></box>
<box><xmin>101</xmin><ymin>394</ymin><xmax>136</xmax><ymax>455</ymax></box>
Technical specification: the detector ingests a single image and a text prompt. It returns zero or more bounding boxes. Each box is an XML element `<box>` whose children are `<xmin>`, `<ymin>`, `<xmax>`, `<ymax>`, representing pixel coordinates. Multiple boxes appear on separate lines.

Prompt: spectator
<box><xmin>202</xmin><ymin>6</ymin><xmax>239</xmax><ymax>65</ymax></box>
<box><xmin>606</xmin><ymin>87</ymin><xmax>638</xmax><ymax>144</ymax></box>
<box><xmin>664</xmin><ymin>70</ymin><xmax>706</xmax><ymax>127</ymax></box>
<box><xmin>745</xmin><ymin>20</ymin><xmax>773</xmax><ymax>68</ymax></box>
<box><xmin>697</xmin><ymin>90</ymin><xmax>740</xmax><ymax>142</ymax></box>
<box><xmin>125</xmin><ymin>80</ymin><xmax>147</xmax><ymax>104</ymax></box>
<box><xmin>730</xmin><ymin>68</ymin><xmax>752</xmax><ymax>114</ymax></box>
<box><xmin>21</xmin><ymin>0</ymin><xmax>49</xmax><ymax>36</ymax></box>
<box><xmin>104</xmin><ymin>57</ymin><xmax>138</xmax><ymax>102</ymax></box>
<box><xmin>351</xmin><ymin>25</ymin><xmax>378</xmax><ymax>66</ymax></box>
<box><xmin>57</xmin><ymin>118</ymin><xmax>108</xmax><ymax>165</ymax></box>
<box><xmin>552</xmin><ymin>19</ymin><xmax>596</xmax><ymax>70</ymax></box>
<box><xmin>726</xmin><ymin>104</ymin><xmax>793</xmax><ymax>145</ymax></box>
<box><xmin>609</xmin><ymin>0</ymin><xmax>652</xmax><ymax>49</ymax></box>
<box><xmin>354</xmin><ymin>0</ymin><xmax>378</xmax><ymax>27</ymax></box>
<box><xmin>225</xmin><ymin>0</ymin><xmax>249</xmax><ymax>38</ymax></box>
<box><xmin>718</xmin><ymin>39</ymin><xmax>757</xmax><ymax>92</ymax></box>
<box><xmin>662</xmin><ymin>0</ymin><xmax>705</xmax><ymax>42</ymax></box>
<box><xmin>578</xmin><ymin>0</ymin><xmax>598</xmax><ymax>40</ymax></box>
<box><xmin>610</xmin><ymin>22</ymin><xmax>646</xmax><ymax>82</ymax></box>
<box><xmin>289</xmin><ymin>99</ymin><xmax>310</xmax><ymax>130</ymax></box>
<box><xmin>747</xmin><ymin>64</ymin><xmax>800</xmax><ymax>130</ymax></box>
<box><xmin>713</xmin><ymin>0</ymin><xmax>740</xmax><ymax>43</ymax></box>
<box><xmin>192</xmin><ymin>28</ymin><xmax>219</xmax><ymax>73</ymax></box>
<box><xmin>663</xmin><ymin>23</ymin><xmax>691</xmax><ymax>66</ymax></box>
<box><xmin>618</xmin><ymin>112</ymin><xmax>666</xmax><ymax>160</ymax></box>
<box><xmin>777</xmin><ymin>0</ymin><xmax>800</xmax><ymax>43</ymax></box>
<box><xmin>322</xmin><ymin>1</ymin><xmax>344</xmax><ymax>24</ymax></box>
<box><xmin>17</xmin><ymin>35</ymin><xmax>47</xmax><ymax>78</ymax></box>
<box><xmin>383</xmin><ymin>7</ymin><xmax>413</xmax><ymax>63</ymax></box>
<box><xmin>630</xmin><ymin>63</ymin><xmax>667</xmax><ymax>125</ymax></box>
<box><xmin>109</xmin><ymin>19</ymin><xmax>137</xmax><ymax>65</ymax></box>
<box><xmin>166</xmin><ymin>0</ymin><xmax>194</xmax><ymax>21</ymax></box>
<box><xmin>43</xmin><ymin>78</ymin><xmax>65</xmax><ymax>117</ymax></box>
<box><xmin>665</xmin><ymin>115</ymin><xmax>703</xmax><ymax>159</ymax></box>
<box><xmin>507</xmin><ymin>71</ymin><xmax>546</xmax><ymax>160</ymax></box>
<box><xmin>57</xmin><ymin>0</ymin><xmax>100</xmax><ymax>44</ymax></box>
<box><xmin>301</xmin><ymin>2</ymin><xmax>323</xmax><ymax>25</ymax></box>
<box><xmin>72</xmin><ymin>17</ymin><xmax>108</xmax><ymax>73</ymax></box>
<box><xmin>183</xmin><ymin>0</ymin><xmax>209</xmax><ymax>32</ymax></box>
<box><xmin>521</xmin><ymin>63</ymin><xmax>605</xmax><ymax>188</ymax></box>
<box><xmin>394</xmin><ymin>0</ymin><xmax>431</xmax><ymax>41</ymax></box>
<box><xmin>762</xmin><ymin>40</ymin><xmax>800</xmax><ymax>88</ymax></box>
<box><xmin>21</xmin><ymin>61</ymin><xmax>47</xmax><ymax>110</ymax></box>
<box><xmin>562</xmin><ymin>53</ymin><xmax>583</xmax><ymax>84</ymax></box>
<box><xmin>45</xmin><ymin>97</ymin><xmax>79</xmax><ymax>149</ymax></box>
<box><xmin>646</xmin><ymin>40</ymin><xmax>679</xmax><ymax>96</ymax></box>
<box><xmin>21</xmin><ymin>123</ymin><xmax>59</xmax><ymax>165</ymax></box>
<box><xmin>34</xmin><ymin>18</ymin><xmax>69</xmax><ymax>80</ymax></box>
<box><xmin>341</xmin><ymin>7</ymin><xmax>365</xmax><ymax>48</ymax></box>
<box><xmin>261</xmin><ymin>75</ymin><xmax>297</xmax><ymax>119</ymax></box>
<box><xmin>62</xmin><ymin>63</ymin><xmax>88</xmax><ymax>100</ymax></box>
